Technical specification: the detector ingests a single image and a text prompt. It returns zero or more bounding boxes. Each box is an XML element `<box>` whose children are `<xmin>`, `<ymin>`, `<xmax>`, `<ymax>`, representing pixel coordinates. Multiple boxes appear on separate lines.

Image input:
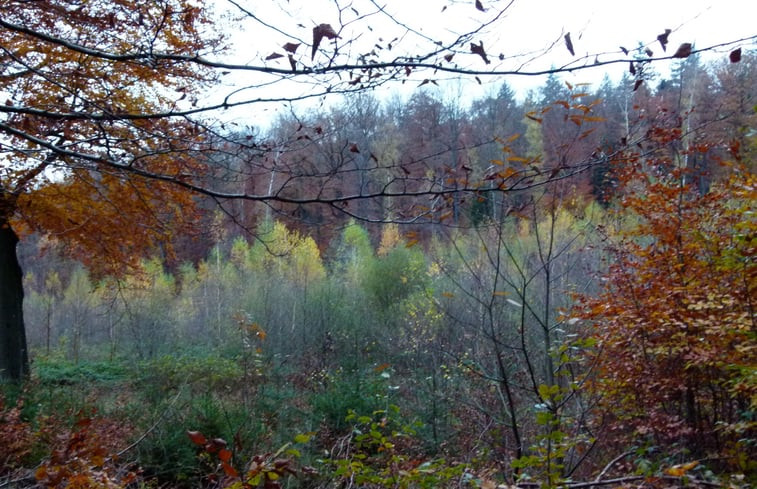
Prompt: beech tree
<box><xmin>576</xmin><ymin>133</ymin><xmax>756</xmax><ymax>465</ymax></box>
<box><xmin>1</xmin><ymin>0</ymin><xmax>753</xmax><ymax>381</ymax></box>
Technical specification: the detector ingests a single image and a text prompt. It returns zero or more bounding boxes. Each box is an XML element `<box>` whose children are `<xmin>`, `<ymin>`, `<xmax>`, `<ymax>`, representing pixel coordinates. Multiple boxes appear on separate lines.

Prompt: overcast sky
<box><xmin>215</xmin><ymin>0</ymin><xmax>757</xmax><ymax>127</ymax></box>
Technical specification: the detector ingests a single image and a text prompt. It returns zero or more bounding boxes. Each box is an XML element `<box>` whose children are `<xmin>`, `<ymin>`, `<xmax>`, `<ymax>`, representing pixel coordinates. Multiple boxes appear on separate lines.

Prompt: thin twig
<box><xmin>116</xmin><ymin>387</ymin><xmax>184</xmax><ymax>457</ymax></box>
<box><xmin>594</xmin><ymin>450</ymin><xmax>634</xmax><ymax>483</ymax></box>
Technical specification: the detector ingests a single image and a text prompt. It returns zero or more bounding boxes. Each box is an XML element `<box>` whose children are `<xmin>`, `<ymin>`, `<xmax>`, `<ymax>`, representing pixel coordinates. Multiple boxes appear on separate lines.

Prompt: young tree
<box><xmin>577</xmin><ymin>138</ymin><xmax>756</xmax><ymax>465</ymax></box>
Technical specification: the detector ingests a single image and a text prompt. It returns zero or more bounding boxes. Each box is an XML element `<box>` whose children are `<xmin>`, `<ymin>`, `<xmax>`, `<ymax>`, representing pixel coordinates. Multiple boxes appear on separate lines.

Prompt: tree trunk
<box><xmin>0</xmin><ymin>218</ymin><xmax>28</xmax><ymax>381</ymax></box>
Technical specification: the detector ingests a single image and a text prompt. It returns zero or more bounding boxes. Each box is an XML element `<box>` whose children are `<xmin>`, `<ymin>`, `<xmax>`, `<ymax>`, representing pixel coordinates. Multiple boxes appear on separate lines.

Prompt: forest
<box><xmin>1</xmin><ymin>1</ymin><xmax>755</xmax><ymax>489</ymax></box>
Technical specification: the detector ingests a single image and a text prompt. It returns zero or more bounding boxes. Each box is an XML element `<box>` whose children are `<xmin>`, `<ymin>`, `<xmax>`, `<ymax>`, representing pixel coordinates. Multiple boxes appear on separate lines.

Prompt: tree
<box><xmin>576</xmin><ymin>134</ymin><xmax>756</xmax><ymax>466</ymax></box>
<box><xmin>0</xmin><ymin>0</ymin><xmax>219</xmax><ymax>380</ymax></box>
<box><xmin>1</xmin><ymin>1</ymin><xmax>753</xmax><ymax>381</ymax></box>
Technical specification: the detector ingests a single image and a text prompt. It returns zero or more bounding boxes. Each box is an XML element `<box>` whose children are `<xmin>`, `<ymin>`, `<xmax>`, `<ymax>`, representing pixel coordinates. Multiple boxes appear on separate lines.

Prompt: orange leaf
<box><xmin>219</xmin><ymin>448</ymin><xmax>233</xmax><ymax>463</ymax></box>
<box><xmin>373</xmin><ymin>363</ymin><xmax>391</xmax><ymax>373</ymax></box>
<box><xmin>221</xmin><ymin>460</ymin><xmax>239</xmax><ymax>478</ymax></box>
<box><xmin>187</xmin><ymin>430</ymin><xmax>207</xmax><ymax>446</ymax></box>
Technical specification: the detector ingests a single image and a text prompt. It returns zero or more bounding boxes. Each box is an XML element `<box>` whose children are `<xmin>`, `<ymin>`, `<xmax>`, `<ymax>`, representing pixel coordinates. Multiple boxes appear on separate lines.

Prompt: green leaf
<box><xmin>294</xmin><ymin>433</ymin><xmax>311</xmax><ymax>444</ymax></box>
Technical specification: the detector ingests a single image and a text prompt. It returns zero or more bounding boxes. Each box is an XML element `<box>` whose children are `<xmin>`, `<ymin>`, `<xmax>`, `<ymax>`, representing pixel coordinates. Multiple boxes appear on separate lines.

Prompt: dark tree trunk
<box><xmin>0</xmin><ymin>218</ymin><xmax>28</xmax><ymax>381</ymax></box>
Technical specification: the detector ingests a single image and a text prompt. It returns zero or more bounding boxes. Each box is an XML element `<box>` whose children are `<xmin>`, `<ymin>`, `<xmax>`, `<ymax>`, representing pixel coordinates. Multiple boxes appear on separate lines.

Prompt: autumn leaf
<box><xmin>283</xmin><ymin>42</ymin><xmax>300</xmax><ymax>53</ymax></box>
<box><xmin>564</xmin><ymin>32</ymin><xmax>575</xmax><ymax>56</ymax></box>
<box><xmin>470</xmin><ymin>41</ymin><xmax>490</xmax><ymax>64</ymax></box>
<box><xmin>475</xmin><ymin>0</ymin><xmax>485</xmax><ymax>11</ymax></box>
<box><xmin>633</xmin><ymin>79</ymin><xmax>644</xmax><ymax>91</ymax></box>
<box><xmin>729</xmin><ymin>48</ymin><xmax>741</xmax><ymax>63</ymax></box>
<box><xmin>312</xmin><ymin>23</ymin><xmax>339</xmax><ymax>59</ymax></box>
<box><xmin>657</xmin><ymin>28</ymin><xmax>671</xmax><ymax>51</ymax></box>
<box><xmin>673</xmin><ymin>42</ymin><xmax>692</xmax><ymax>58</ymax></box>
<box><xmin>221</xmin><ymin>461</ymin><xmax>238</xmax><ymax>478</ymax></box>
<box><xmin>373</xmin><ymin>362</ymin><xmax>391</xmax><ymax>372</ymax></box>
<box><xmin>665</xmin><ymin>461</ymin><xmax>699</xmax><ymax>476</ymax></box>
<box><xmin>265</xmin><ymin>52</ymin><xmax>284</xmax><ymax>61</ymax></box>
<box><xmin>187</xmin><ymin>431</ymin><xmax>207</xmax><ymax>446</ymax></box>
<box><xmin>218</xmin><ymin>448</ymin><xmax>232</xmax><ymax>463</ymax></box>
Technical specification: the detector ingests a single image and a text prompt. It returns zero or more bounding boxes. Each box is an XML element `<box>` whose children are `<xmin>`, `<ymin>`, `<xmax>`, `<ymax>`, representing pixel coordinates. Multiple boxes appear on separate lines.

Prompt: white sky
<box><xmin>212</xmin><ymin>0</ymin><xmax>757</xmax><ymax>127</ymax></box>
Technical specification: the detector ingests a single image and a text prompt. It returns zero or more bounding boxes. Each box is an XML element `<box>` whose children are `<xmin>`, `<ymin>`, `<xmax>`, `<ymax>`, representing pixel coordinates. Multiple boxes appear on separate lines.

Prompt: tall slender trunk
<box><xmin>0</xmin><ymin>218</ymin><xmax>28</xmax><ymax>381</ymax></box>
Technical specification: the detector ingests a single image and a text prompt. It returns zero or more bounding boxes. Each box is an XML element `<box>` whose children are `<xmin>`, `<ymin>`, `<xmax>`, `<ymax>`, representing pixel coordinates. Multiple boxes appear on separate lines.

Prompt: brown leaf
<box><xmin>283</xmin><ymin>42</ymin><xmax>300</xmax><ymax>53</ymax></box>
<box><xmin>312</xmin><ymin>23</ymin><xmax>339</xmax><ymax>59</ymax></box>
<box><xmin>470</xmin><ymin>41</ymin><xmax>490</xmax><ymax>64</ymax></box>
<box><xmin>629</xmin><ymin>62</ymin><xmax>636</xmax><ymax>75</ymax></box>
<box><xmin>620</xmin><ymin>46</ymin><xmax>629</xmax><ymax>55</ymax></box>
<box><xmin>672</xmin><ymin>42</ymin><xmax>692</xmax><ymax>58</ymax></box>
<box><xmin>444</xmin><ymin>53</ymin><xmax>454</xmax><ymax>62</ymax></box>
<box><xmin>657</xmin><ymin>29</ymin><xmax>671</xmax><ymax>51</ymax></box>
<box><xmin>729</xmin><ymin>48</ymin><xmax>741</xmax><ymax>63</ymax></box>
<box><xmin>288</xmin><ymin>54</ymin><xmax>296</xmax><ymax>70</ymax></box>
<box><xmin>645</xmin><ymin>47</ymin><xmax>653</xmax><ymax>57</ymax></box>
<box><xmin>633</xmin><ymin>79</ymin><xmax>644</xmax><ymax>91</ymax></box>
<box><xmin>349</xmin><ymin>143</ymin><xmax>360</xmax><ymax>153</ymax></box>
<box><xmin>475</xmin><ymin>0</ymin><xmax>485</xmax><ymax>11</ymax></box>
<box><xmin>564</xmin><ymin>32</ymin><xmax>575</xmax><ymax>56</ymax></box>
<box><xmin>265</xmin><ymin>52</ymin><xmax>284</xmax><ymax>61</ymax></box>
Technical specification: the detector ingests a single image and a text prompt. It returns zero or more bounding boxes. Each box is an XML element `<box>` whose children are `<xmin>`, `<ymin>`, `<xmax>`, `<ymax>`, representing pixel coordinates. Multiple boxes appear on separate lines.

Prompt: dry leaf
<box><xmin>657</xmin><ymin>29</ymin><xmax>671</xmax><ymax>51</ymax></box>
<box><xmin>470</xmin><ymin>41</ymin><xmax>490</xmax><ymax>64</ymax></box>
<box><xmin>475</xmin><ymin>0</ymin><xmax>485</xmax><ymax>11</ymax></box>
<box><xmin>312</xmin><ymin>23</ymin><xmax>339</xmax><ymax>59</ymax></box>
<box><xmin>673</xmin><ymin>42</ymin><xmax>692</xmax><ymax>58</ymax></box>
<box><xmin>564</xmin><ymin>32</ymin><xmax>575</xmax><ymax>56</ymax></box>
<box><xmin>729</xmin><ymin>48</ymin><xmax>741</xmax><ymax>63</ymax></box>
<box><xmin>283</xmin><ymin>42</ymin><xmax>300</xmax><ymax>53</ymax></box>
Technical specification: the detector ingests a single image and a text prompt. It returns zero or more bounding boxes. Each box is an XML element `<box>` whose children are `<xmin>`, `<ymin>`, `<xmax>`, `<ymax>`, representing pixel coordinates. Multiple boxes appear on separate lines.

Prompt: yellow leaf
<box><xmin>665</xmin><ymin>461</ymin><xmax>698</xmax><ymax>476</ymax></box>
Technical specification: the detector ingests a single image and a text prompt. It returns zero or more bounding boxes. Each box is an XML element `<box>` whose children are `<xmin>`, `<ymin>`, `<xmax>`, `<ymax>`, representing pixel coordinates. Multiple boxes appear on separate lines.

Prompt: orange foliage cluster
<box><xmin>0</xmin><ymin>396</ymin><xmax>137</xmax><ymax>489</ymax></box>
<box><xmin>34</xmin><ymin>415</ymin><xmax>137</xmax><ymax>489</ymax></box>
<box><xmin>578</xmin><ymin>132</ymin><xmax>755</xmax><ymax>461</ymax></box>
<box><xmin>0</xmin><ymin>397</ymin><xmax>35</xmax><ymax>476</ymax></box>
<box><xmin>1</xmin><ymin>0</ymin><xmax>221</xmax><ymax>276</ymax></box>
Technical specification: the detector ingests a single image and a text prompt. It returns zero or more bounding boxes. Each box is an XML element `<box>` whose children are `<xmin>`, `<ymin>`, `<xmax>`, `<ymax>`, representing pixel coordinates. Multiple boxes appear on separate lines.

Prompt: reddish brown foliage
<box><xmin>577</xmin><ymin>131</ymin><xmax>755</xmax><ymax>465</ymax></box>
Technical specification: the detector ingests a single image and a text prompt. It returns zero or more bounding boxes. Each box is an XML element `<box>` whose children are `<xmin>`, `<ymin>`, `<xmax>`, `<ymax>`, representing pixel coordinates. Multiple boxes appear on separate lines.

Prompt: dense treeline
<box><xmin>3</xmin><ymin>51</ymin><xmax>755</xmax><ymax>488</ymax></box>
<box><xmin>183</xmin><ymin>51</ymin><xmax>757</xmax><ymax>258</ymax></box>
